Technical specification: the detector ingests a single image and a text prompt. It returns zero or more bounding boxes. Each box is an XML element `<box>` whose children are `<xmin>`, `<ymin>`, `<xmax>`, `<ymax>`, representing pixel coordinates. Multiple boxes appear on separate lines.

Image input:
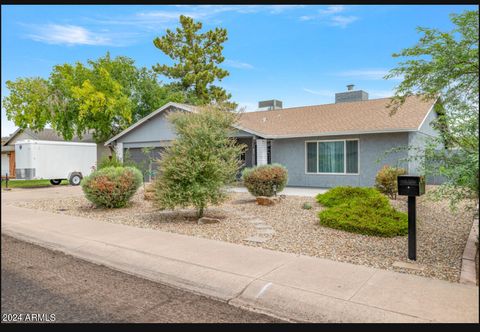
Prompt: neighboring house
<box><xmin>1</xmin><ymin>128</ymin><xmax>109</xmax><ymax>178</ymax></box>
<box><xmin>105</xmin><ymin>86</ymin><xmax>442</xmax><ymax>187</ymax></box>
<box><xmin>1</xmin><ymin>137</ymin><xmax>11</xmax><ymax>178</ymax></box>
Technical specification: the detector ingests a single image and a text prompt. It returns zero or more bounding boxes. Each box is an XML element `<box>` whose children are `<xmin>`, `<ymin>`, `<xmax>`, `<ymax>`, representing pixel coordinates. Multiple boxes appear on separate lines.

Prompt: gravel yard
<box><xmin>9</xmin><ymin>186</ymin><xmax>475</xmax><ymax>282</ymax></box>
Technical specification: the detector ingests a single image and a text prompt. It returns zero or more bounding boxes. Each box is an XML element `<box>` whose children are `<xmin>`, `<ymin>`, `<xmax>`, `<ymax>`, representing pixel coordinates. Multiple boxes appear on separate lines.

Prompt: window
<box><xmin>319</xmin><ymin>141</ymin><xmax>344</xmax><ymax>173</ymax></box>
<box><xmin>346</xmin><ymin>140</ymin><xmax>358</xmax><ymax>173</ymax></box>
<box><xmin>305</xmin><ymin>140</ymin><xmax>359</xmax><ymax>174</ymax></box>
<box><xmin>306</xmin><ymin>142</ymin><xmax>317</xmax><ymax>173</ymax></box>
<box><xmin>267</xmin><ymin>140</ymin><xmax>272</xmax><ymax>164</ymax></box>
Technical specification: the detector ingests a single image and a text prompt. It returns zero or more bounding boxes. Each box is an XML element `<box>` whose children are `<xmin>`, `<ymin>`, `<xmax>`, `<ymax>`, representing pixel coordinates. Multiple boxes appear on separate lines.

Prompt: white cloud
<box><xmin>303</xmin><ymin>88</ymin><xmax>335</xmax><ymax>97</ymax></box>
<box><xmin>26</xmin><ymin>24</ymin><xmax>113</xmax><ymax>46</ymax></box>
<box><xmin>91</xmin><ymin>5</ymin><xmax>306</xmax><ymax>31</ymax></box>
<box><xmin>300</xmin><ymin>15</ymin><xmax>314</xmax><ymax>21</ymax></box>
<box><xmin>300</xmin><ymin>5</ymin><xmax>358</xmax><ymax>28</ymax></box>
<box><xmin>22</xmin><ymin>5</ymin><xmax>320</xmax><ymax>47</ymax></box>
<box><xmin>336</xmin><ymin>69</ymin><xmax>402</xmax><ymax>80</ymax></box>
<box><xmin>336</xmin><ymin>69</ymin><xmax>389</xmax><ymax>80</ymax></box>
<box><xmin>330</xmin><ymin>15</ymin><xmax>358</xmax><ymax>28</ymax></box>
<box><xmin>268</xmin><ymin>5</ymin><xmax>305</xmax><ymax>14</ymax></box>
<box><xmin>223</xmin><ymin>59</ymin><xmax>254</xmax><ymax>70</ymax></box>
<box><xmin>319</xmin><ymin>5</ymin><xmax>345</xmax><ymax>15</ymax></box>
<box><xmin>369</xmin><ymin>90</ymin><xmax>394</xmax><ymax>98</ymax></box>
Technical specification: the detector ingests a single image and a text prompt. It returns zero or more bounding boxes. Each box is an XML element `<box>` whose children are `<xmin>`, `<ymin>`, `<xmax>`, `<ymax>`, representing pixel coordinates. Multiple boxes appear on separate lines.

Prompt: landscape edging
<box><xmin>459</xmin><ymin>211</ymin><xmax>479</xmax><ymax>285</ymax></box>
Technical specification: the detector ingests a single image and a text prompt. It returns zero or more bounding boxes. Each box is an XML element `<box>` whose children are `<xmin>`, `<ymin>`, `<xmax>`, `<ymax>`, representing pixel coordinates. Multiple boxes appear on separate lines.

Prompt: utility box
<box><xmin>15</xmin><ymin>140</ymin><xmax>97</xmax><ymax>186</ymax></box>
<box><xmin>398</xmin><ymin>175</ymin><xmax>425</xmax><ymax>197</ymax></box>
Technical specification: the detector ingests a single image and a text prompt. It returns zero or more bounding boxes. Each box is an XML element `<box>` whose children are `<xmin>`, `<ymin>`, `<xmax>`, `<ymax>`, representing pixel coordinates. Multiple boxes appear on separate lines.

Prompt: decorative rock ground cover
<box><xmin>9</xmin><ymin>186</ymin><xmax>475</xmax><ymax>283</ymax></box>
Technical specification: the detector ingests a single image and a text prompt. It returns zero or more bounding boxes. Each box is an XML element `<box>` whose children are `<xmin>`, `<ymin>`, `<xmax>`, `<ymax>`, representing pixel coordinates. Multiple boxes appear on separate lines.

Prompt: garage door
<box><xmin>124</xmin><ymin>147</ymin><xmax>165</xmax><ymax>182</ymax></box>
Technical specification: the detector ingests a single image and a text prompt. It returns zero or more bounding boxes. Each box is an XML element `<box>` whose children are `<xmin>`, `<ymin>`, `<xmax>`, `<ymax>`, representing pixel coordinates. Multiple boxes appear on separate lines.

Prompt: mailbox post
<box><xmin>397</xmin><ymin>175</ymin><xmax>425</xmax><ymax>261</ymax></box>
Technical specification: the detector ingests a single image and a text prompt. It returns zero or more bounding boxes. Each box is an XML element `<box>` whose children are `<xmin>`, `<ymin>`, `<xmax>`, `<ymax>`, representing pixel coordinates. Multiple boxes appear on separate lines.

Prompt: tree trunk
<box><xmin>197</xmin><ymin>205</ymin><xmax>204</xmax><ymax>219</ymax></box>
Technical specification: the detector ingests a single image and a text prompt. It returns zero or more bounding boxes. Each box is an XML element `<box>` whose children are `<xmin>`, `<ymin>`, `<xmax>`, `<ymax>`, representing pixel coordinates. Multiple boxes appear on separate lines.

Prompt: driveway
<box><xmin>1</xmin><ymin>185</ymin><xmax>83</xmax><ymax>203</ymax></box>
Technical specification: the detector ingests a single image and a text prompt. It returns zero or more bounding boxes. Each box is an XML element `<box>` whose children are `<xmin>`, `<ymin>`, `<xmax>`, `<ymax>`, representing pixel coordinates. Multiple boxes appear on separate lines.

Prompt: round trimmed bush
<box><xmin>81</xmin><ymin>166</ymin><xmax>143</xmax><ymax>208</ymax></box>
<box><xmin>242</xmin><ymin>164</ymin><xmax>288</xmax><ymax>197</ymax></box>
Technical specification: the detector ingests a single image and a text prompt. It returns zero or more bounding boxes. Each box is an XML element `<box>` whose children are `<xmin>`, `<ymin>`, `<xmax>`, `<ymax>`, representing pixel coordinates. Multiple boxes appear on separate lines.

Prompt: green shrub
<box><xmin>81</xmin><ymin>166</ymin><xmax>143</xmax><ymax>208</ymax></box>
<box><xmin>98</xmin><ymin>153</ymin><xmax>123</xmax><ymax>169</ymax></box>
<box><xmin>319</xmin><ymin>202</ymin><xmax>408</xmax><ymax>237</ymax></box>
<box><xmin>302</xmin><ymin>202</ymin><xmax>312</xmax><ymax>210</ymax></box>
<box><xmin>375</xmin><ymin>165</ymin><xmax>407</xmax><ymax>199</ymax></box>
<box><xmin>154</xmin><ymin>105</ymin><xmax>245</xmax><ymax>218</ymax></box>
<box><xmin>316</xmin><ymin>186</ymin><xmax>387</xmax><ymax>207</ymax></box>
<box><xmin>316</xmin><ymin>186</ymin><xmax>407</xmax><ymax>237</ymax></box>
<box><xmin>242</xmin><ymin>164</ymin><xmax>288</xmax><ymax>197</ymax></box>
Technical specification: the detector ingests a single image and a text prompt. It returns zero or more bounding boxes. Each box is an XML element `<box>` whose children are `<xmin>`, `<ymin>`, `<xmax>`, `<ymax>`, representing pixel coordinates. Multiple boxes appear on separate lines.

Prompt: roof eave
<box><xmin>254</xmin><ymin>128</ymin><xmax>418</xmax><ymax>139</ymax></box>
<box><xmin>3</xmin><ymin>128</ymin><xmax>22</xmax><ymax>146</ymax></box>
<box><xmin>417</xmin><ymin>97</ymin><xmax>439</xmax><ymax>131</ymax></box>
<box><xmin>231</xmin><ymin>124</ymin><xmax>265</xmax><ymax>138</ymax></box>
<box><xmin>104</xmin><ymin>102</ymin><xmax>193</xmax><ymax>146</ymax></box>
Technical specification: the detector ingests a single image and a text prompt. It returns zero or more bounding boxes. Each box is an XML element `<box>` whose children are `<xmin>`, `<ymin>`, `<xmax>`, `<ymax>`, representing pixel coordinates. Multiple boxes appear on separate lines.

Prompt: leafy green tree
<box><xmin>154</xmin><ymin>104</ymin><xmax>245</xmax><ymax>218</ymax></box>
<box><xmin>153</xmin><ymin>15</ymin><xmax>236</xmax><ymax>109</ymax></box>
<box><xmin>385</xmin><ymin>10</ymin><xmax>478</xmax><ymax>207</ymax></box>
<box><xmin>3</xmin><ymin>77</ymin><xmax>52</xmax><ymax>133</ymax></box>
<box><xmin>3</xmin><ymin>52</ymin><xmax>184</xmax><ymax>152</ymax></box>
<box><xmin>68</xmin><ymin>60</ymin><xmax>134</xmax><ymax>145</ymax></box>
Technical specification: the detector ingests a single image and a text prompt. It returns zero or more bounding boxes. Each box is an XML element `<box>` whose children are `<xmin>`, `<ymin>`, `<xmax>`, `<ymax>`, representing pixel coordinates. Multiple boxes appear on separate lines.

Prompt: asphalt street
<box><xmin>1</xmin><ymin>235</ymin><xmax>284</xmax><ymax>323</ymax></box>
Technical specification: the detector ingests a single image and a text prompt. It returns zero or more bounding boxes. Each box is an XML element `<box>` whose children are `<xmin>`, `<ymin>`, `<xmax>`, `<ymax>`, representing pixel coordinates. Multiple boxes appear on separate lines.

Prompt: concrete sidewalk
<box><xmin>2</xmin><ymin>203</ymin><xmax>478</xmax><ymax>323</ymax></box>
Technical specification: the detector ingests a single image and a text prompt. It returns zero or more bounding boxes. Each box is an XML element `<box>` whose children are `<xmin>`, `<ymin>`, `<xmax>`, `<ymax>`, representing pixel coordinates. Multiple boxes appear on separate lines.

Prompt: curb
<box><xmin>460</xmin><ymin>215</ymin><xmax>479</xmax><ymax>285</ymax></box>
<box><xmin>1</xmin><ymin>227</ymin><xmax>429</xmax><ymax>323</ymax></box>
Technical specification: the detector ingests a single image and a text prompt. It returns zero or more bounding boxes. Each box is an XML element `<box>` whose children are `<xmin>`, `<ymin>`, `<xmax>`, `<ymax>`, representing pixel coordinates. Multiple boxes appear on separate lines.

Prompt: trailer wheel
<box><xmin>50</xmin><ymin>179</ymin><xmax>62</xmax><ymax>185</ymax></box>
<box><xmin>69</xmin><ymin>173</ymin><xmax>82</xmax><ymax>186</ymax></box>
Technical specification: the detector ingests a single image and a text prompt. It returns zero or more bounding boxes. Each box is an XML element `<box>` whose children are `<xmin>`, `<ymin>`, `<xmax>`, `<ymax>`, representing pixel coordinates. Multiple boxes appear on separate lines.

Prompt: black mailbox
<box><xmin>398</xmin><ymin>175</ymin><xmax>425</xmax><ymax>261</ymax></box>
<box><xmin>398</xmin><ymin>175</ymin><xmax>425</xmax><ymax>197</ymax></box>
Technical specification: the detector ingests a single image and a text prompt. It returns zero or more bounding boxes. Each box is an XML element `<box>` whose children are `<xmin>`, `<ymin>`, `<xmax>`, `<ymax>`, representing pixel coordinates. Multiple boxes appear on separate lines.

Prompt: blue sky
<box><xmin>1</xmin><ymin>4</ymin><xmax>476</xmax><ymax>136</ymax></box>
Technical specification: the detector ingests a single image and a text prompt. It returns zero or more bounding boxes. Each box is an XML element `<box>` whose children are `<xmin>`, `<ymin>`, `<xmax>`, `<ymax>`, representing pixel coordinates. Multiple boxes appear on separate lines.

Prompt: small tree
<box><xmin>154</xmin><ymin>104</ymin><xmax>245</xmax><ymax>218</ymax></box>
<box><xmin>152</xmin><ymin>15</ymin><xmax>236</xmax><ymax>109</ymax></box>
<box><xmin>375</xmin><ymin>165</ymin><xmax>407</xmax><ymax>199</ymax></box>
<box><xmin>384</xmin><ymin>10</ymin><xmax>478</xmax><ymax>209</ymax></box>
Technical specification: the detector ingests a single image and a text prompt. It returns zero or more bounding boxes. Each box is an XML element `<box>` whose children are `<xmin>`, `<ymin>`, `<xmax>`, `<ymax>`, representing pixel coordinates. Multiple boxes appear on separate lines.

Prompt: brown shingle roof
<box><xmin>237</xmin><ymin>95</ymin><xmax>436</xmax><ymax>138</ymax></box>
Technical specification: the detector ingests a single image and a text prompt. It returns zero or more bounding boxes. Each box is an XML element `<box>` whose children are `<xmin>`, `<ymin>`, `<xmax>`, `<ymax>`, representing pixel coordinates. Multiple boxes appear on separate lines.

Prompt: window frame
<box><xmin>304</xmin><ymin>138</ymin><xmax>360</xmax><ymax>175</ymax></box>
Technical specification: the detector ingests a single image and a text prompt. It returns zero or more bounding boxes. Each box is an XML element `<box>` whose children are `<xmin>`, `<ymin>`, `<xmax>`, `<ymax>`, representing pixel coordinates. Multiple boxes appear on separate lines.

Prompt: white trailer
<box><xmin>14</xmin><ymin>140</ymin><xmax>97</xmax><ymax>186</ymax></box>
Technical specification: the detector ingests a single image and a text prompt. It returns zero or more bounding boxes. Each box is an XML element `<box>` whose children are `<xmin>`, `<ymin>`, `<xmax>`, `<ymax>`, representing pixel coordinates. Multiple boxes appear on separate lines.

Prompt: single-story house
<box><xmin>105</xmin><ymin>86</ymin><xmax>442</xmax><ymax>187</ymax></box>
<box><xmin>1</xmin><ymin>128</ymin><xmax>109</xmax><ymax>178</ymax></box>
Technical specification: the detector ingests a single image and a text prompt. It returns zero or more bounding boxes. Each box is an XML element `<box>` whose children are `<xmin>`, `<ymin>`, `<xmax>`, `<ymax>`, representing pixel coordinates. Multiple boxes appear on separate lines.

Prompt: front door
<box><xmin>9</xmin><ymin>152</ymin><xmax>15</xmax><ymax>178</ymax></box>
<box><xmin>236</xmin><ymin>137</ymin><xmax>254</xmax><ymax>179</ymax></box>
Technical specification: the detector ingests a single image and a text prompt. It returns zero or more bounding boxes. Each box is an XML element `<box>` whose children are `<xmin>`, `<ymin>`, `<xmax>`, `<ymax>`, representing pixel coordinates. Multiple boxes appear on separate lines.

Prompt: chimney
<box><xmin>258</xmin><ymin>99</ymin><xmax>283</xmax><ymax>111</ymax></box>
<box><xmin>335</xmin><ymin>85</ymin><xmax>369</xmax><ymax>103</ymax></box>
